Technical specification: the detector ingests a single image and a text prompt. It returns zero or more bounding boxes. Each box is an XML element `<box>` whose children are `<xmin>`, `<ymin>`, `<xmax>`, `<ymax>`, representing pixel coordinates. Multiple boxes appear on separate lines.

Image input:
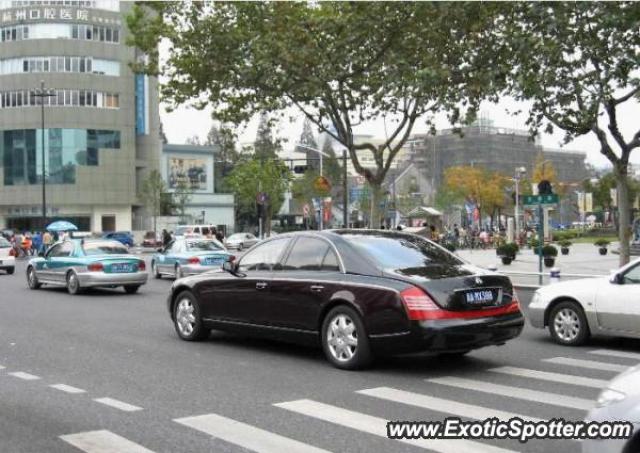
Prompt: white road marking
<box><xmin>589</xmin><ymin>349</ymin><xmax>640</xmax><ymax>361</ymax></box>
<box><xmin>8</xmin><ymin>371</ymin><xmax>40</xmax><ymax>380</ymax></box>
<box><xmin>357</xmin><ymin>386</ymin><xmax>542</xmax><ymax>422</ymax></box>
<box><xmin>93</xmin><ymin>397</ymin><xmax>142</xmax><ymax>412</ymax></box>
<box><xmin>174</xmin><ymin>413</ymin><xmax>330</xmax><ymax>453</ymax></box>
<box><xmin>489</xmin><ymin>366</ymin><xmax>608</xmax><ymax>389</ymax></box>
<box><xmin>543</xmin><ymin>357</ymin><xmax>629</xmax><ymax>373</ymax></box>
<box><xmin>275</xmin><ymin>399</ymin><xmax>517</xmax><ymax>453</ymax></box>
<box><xmin>60</xmin><ymin>430</ymin><xmax>155</xmax><ymax>453</ymax></box>
<box><xmin>426</xmin><ymin>377</ymin><xmax>593</xmax><ymax>411</ymax></box>
<box><xmin>50</xmin><ymin>384</ymin><xmax>86</xmax><ymax>394</ymax></box>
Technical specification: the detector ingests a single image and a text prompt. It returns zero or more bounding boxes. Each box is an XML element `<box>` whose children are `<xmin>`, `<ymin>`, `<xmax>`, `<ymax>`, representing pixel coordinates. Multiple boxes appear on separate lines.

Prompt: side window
<box><xmin>49</xmin><ymin>242</ymin><xmax>73</xmax><ymax>257</ymax></box>
<box><xmin>623</xmin><ymin>265</ymin><xmax>640</xmax><ymax>284</ymax></box>
<box><xmin>283</xmin><ymin>238</ymin><xmax>330</xmax><ymax>271</ymax></box>
<box><xmin>46</xmin><ymin>244</ymin><xmax>62</xmax><ymax>258</ymax></box>
<box><xmin>320</xmin><ymin>248</ymin><xmax>341</xmax><ymax>272</ymax></box>
<box><xmin>238</xmin><ymin>238</ymin><xmax>290</xmax><ymax>272</ymax></box>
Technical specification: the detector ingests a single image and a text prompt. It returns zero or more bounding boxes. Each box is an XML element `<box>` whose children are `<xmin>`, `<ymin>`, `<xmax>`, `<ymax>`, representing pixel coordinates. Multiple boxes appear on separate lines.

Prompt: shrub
<box><xmin>542</xmin><ymin>244</ymin><xmax>558</xmax><ymax>257</ymax></box>
<box><xmin>594</xmin><ymin>239</ymin><xmax>611</xmax><ymax>247</ymax></box>
<box><xmin>497</xmin><ymin>242</ymin><xmax>519</xmax><ymax>257</ymax></box>
<box><xmin>529</xmin><ymin>238</ymin><xmax>541</xmax><ymax>249</ymax></box>
<box><xmin>559</xmin><ymin>240</ymin><xmax>572</xmax><ymax>248</ymax></box>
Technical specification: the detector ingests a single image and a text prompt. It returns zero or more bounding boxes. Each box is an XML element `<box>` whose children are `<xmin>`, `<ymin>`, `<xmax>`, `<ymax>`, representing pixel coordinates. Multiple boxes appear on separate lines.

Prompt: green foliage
<box><xmin>558</xmin><ymin>240</ymin><xmax>572</xmax><ymax>248</ymax></box>
<box><xmin>541</xmin><ymin>245</ymin><xmax>558</xmax><ymax>257</ymax></box>
<box><xmin>529</xmin><ymin>238</ymin><xmax>541</xmax><ymax>250</ymax></box>
<box><xmin>205</xmin><ymin>122</ymin><xmax>240</xmax><ymax>164</ymax></box>
<box><xmin>139</xmin><ymin>169</ymin><xmax>166</xmax><ymax>232</ymax></box>
<box><xmin>594</xmin><ymin>239</ymin><xmax>611</xmax><ymax>248</ymax></box>
<box><xmin>254</xmin><ymin>113</ymin><xmax>281</xmax><ymax>161</ymax></box>
<box><xmin>173</xmin><ymin>179</ymin><xmax>193</xmax><ymax>223</ymax></box>
<box><xmin>497</xmin><ymin>242</ymin><xmax>519</xmax><ymax>257</ymax></box>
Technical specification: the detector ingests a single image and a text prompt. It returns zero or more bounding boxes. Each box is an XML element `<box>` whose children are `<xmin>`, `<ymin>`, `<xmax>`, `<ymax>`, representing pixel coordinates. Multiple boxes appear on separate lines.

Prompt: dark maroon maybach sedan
<box><xmin>167</xmin><ymin>229</ymin><xmax>524</xmax><ymax>369</ymax></box>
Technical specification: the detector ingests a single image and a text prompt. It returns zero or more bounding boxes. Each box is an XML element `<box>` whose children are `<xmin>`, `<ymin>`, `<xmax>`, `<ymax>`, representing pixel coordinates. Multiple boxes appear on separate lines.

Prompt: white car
<box><xmin>0</xmin><ymin>237</ymin><xmax>16</xmax><ymax>274</ymax></box>
<box><xmin>224</xmin><ymin>233</ymin><xmax>259</xmax><ymax>251</ymax></box>
<box><xmin>583</xmin><ymin>365</ymin><xmax>640</xmax><ymax>453</ymax></box>
<box><xmin>529</xmin><ymin>258</ymin><xmax>640</xmax><ymax>345</ymax></box>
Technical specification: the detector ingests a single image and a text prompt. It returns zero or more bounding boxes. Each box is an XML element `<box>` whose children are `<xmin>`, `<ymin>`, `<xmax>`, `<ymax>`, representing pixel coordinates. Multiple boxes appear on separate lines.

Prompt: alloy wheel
<box><xmin>326</xmin><ymin>314</ymin><xmax>358</xmax><ymax>362</ymax></box>
<box><xmin>67</xmin><ymin>272</ymin><xmax>79</xmax><ymax>294</ymax></box>
<box><xmin>175</xmin><ymin>298</ymin><xmax>196</xmax><ymax>337</ymax></box>
<box><xmin>553</xmin><ymin>308</ymin><xmax>581</xmax><ymax>342</ymax></box>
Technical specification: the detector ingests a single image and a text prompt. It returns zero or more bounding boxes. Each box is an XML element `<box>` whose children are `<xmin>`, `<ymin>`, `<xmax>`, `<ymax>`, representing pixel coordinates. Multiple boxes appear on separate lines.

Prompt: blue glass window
<box><xmin>1</xmin><ymin>128</ymin><xmax>120</xmax><ymax>185</ymax></box>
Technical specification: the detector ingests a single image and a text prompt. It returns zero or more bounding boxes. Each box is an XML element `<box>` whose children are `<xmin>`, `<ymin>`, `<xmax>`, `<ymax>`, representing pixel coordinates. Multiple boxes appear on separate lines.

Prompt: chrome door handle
<box><xmin>310</xmin><ymin>285</ymin><xmax>324</xmax><ymax>292</ymax></box>
<box><xmin>256</xmin><ymin>282</ymin><xmax>268</xmax><ymax>290</ymax></box>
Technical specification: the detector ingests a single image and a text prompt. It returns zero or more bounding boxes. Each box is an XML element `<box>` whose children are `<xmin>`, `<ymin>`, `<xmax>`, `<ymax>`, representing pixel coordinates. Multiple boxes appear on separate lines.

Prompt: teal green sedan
<box><xmin>26</xmin><ymin>239</ymin><xmax>148</xmax><ymax>295</ymax></box>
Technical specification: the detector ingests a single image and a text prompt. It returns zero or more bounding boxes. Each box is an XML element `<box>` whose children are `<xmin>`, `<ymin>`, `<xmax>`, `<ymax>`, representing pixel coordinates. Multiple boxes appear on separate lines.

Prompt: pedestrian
<box><xmin>42</xmin><ymin>230</ymin><xmax>52</xmax><ymax>253</ymax></box>
<box><xmin>162</xmin><ymin>229</ymin><xmax>171</xmax><ymax>247</ymax></box>
<box><xmin>32</xmin><ymin>231</ymin><xmax>42</xmax><ymax>255</ymax></box>
<box><xmin>215</xmin><ymin>228</ymin><xmax>224</xmax><ymax>243</ymax></box>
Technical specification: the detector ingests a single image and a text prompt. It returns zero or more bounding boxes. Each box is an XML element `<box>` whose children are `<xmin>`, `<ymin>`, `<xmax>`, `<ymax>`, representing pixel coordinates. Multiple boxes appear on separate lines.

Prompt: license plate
<box><xmin>204</xmin><ymin>257</ymin><xmax>224</xmax><ymax>266</ymax></box>
<box><xmin>111</xmin><ymin>263</ymin><xmax>132</xmax><ymax>273</ymax></box>
<box><xmin>463</xmin><ymin>289</ymin><xmax>497</xmax><ymax>305</ymax></box>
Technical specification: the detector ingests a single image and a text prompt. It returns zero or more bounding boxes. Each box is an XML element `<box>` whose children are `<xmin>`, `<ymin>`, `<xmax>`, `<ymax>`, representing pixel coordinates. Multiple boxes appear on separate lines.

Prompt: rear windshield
<box><xmin>83</xmin><ymin>241</ymin><xmax>129</xmax><ymax>256</ymax></box>
<box><xmin>341</xmin><ymin>233</ymin><xmax>462</xmax><ymax>269</ymax></box>
<box><xmin>186</xmin><ymin>240</ymin><xmax>223</xmax><ymax>251</ymax></box>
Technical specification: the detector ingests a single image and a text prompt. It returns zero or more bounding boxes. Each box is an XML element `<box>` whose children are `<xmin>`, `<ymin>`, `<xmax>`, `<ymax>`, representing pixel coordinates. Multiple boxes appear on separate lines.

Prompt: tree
<box><xmin>173</xmin><ymin>179</ymin><xmax>192</xmax><ymax>223</ymax></box>
<box><xmin>504</xmin><ymin>2</ymin><xmax>640</xmax><ymax>265</ymax></box>
<box><xmin>159</xmin><ymin>121</ymin><xmax>168</xmax><ymax>144</ymax></box>
<box><xmin>205</xmin><ymin>122</ymin><xmax>240</xmax><ymax>184</ymax></box>
<box><xmin>139</xmin><ymin>170</ymin><xmax>166</xmax><ymax>234</ymax></box>
<box><xmin>185</xmin><ymin>135</ymin><xmax>201</xmax><ymax>146</ymax></box>
<box><xmin>127</xmin><ymin>2</ymin><xmax>503</xmax><ymax>228</ymax></box>
<box><xmin>583</xmin><ymin>172</ymin><xmax>640</xmax><ymax>229</ymax></box>
<box><xmin>444</xmin><ymin>166</ymin><xmax>509</xmax><ymax>226</ymax></box>
<box><xmin>225</xmin><ymin>157</ymin><xmax>292</xmax><ymax>235</ymax></box>
<box><xmin>532</xmin><ymin>153</ymin><xmax>557</xmax><ymax>185</ymax></box>
<box><xmin>254</xmin><ymin>113</ymin><xmax>281</xmax><ymax>161</ymax></box>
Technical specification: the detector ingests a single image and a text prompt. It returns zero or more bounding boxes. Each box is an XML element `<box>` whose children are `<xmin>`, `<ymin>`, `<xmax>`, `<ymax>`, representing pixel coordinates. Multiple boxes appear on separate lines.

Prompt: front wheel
<box><xmin>27</xmin><ymin>267</ymin><xmax>41</xmax><ymax>289</ymax></box>
<box><xmin>124</xmin><ymin>285</ymin><xmax>140</xmax><ymax>294</ymax></box>
<box><xmin>173</xmin><ymin>291</ymin><xmax>209</xmax><ymax>341</ymax></box>
<box><xmin>6</xmin><ymin>267</ymin><xmax>15</xmax><ymax>275</ymax></box>
<box><xmin>549</xmin><ymin>301</ymin><xmax>590</xmax><ymax>346</ymax></box>
<box><xmin>321</xmin><ymin>305</ymin><xmax>373</xmax><ymax>370</ymax></box>
<box><xmin>66</xmin><ymin>271</ymin><xmax>82</xmax><ymax>295</ymax></box>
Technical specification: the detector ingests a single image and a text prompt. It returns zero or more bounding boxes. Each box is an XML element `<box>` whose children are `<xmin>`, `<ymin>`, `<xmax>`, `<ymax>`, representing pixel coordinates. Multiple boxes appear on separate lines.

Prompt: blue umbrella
<box><xmin>46</xmin><ymin>220</ymin><xmax>78</xmax><ymax>232</ymax></box>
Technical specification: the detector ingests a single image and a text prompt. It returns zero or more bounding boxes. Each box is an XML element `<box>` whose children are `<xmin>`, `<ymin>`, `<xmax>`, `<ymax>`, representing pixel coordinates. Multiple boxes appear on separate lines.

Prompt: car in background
<box><xmin>142</xmin><ymin>231</ymin><xmax>162</xmax><ymax>248</ymax></box>
<box><xmin>583</xmin><ymin>364</ymin><xmax>640</xmax><ymax>453</ymax></box>
<box><xmin>175</xmin><ymin>224</ymin><xmax>218</xmax><ymax>237</ymax></box>
<box><xmin>102</xmin><ymin>231</ymin><xmax>134</xmax><ymax>247</ymax></box>
<box><xmin>26</xmin><ymin>239</ymin><xmax>147</xmax><ymax>294</ymax></box>
<box><xmin>0</xmin><ymin>237</ymin><xmax>16</xmax><ymax>274</ymax></box>
<box><xmin>167</xmin><ymin>229</ymin><xmax>523</xmax><ymax>369</ymax></box>
<box><xmin>151</xmin><ymin>237</ymin><xmax>231</xmax><ymax>279</ymax></box>
<box><xmin>224</xmin><ymin>232</ymin><xmax>259</xmax><ymax>251</ymax></box>
<box><xmin>529</xmin><ymin>258</ymin><xmax>640</xmax><ymax>345</ymax></box>
<box><xmin>1</xmin><ymin>229</ymin><xmax>14</xmax><ymax>241</ymax></box>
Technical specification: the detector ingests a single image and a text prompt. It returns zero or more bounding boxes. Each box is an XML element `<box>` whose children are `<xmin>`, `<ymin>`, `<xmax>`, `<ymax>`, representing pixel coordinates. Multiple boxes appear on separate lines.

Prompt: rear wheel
<box><xmin>173</xmin><ymin>291</ymin><xmax>209</xmax><ymax>341</ymax></box>
<box><xmin>151</xmin><ymin>261</ymin><xmax>161</xmax><ymax>279</ymax></box>
<box><xmin>124</xmin><ymin>285</ymin><xmax>140</xmax><ymax>294</ymax></box>
<box><xmin>549</xmin><ymin>301</ymin><xmax>590</xmax><ymax>346</ymax></box>
<box><xmin>6</xmin><ymin>267</ymin><xmax>14</xmax><ymax>275</ymax></box>
<box><xmin>27</xmin><ymin>266</ymin><xmax>41</xmax><ymax>289</ymax></box>
<box><xmin>321</xmin><ymin>305</ymin><xmax>373</xmax><ymax>370</ymax></box>
<box><xmin>66</xmin><ymin>271</ymin><xmax>82</xmax><ymax>295</ymax></box>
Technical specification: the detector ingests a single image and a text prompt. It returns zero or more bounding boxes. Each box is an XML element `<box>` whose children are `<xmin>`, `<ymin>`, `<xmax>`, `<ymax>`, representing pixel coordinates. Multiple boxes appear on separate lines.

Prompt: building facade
<box><xmin>0</xmin><ymin>0</ymin><xmax>160</xmax><ymax>232</ymax></box>
<box><xmin>161</xmin><ymin>144</ymin><xmax>235</xmax><ymax>233</ymax></box>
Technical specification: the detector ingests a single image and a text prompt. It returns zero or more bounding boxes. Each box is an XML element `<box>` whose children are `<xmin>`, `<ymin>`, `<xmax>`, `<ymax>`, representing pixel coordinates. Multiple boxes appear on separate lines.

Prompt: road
<box><xmin>1</xmin><ymin>257</ymin><xmax>639</xmax><ymax>453</ymax></box>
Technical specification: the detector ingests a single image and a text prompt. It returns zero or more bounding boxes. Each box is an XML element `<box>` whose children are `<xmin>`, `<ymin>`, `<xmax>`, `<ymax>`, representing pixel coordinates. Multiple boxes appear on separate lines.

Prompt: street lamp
<box><xmin>34</xmin><ymin>81</ymin><xmax>55</xmax><ymax>230</ymax></box>
<box><xmin>514</xmin><ymin>166</ymin><xmax>527</xmax><ymax>240</ymax></box>
<box><xmin>294</xmin><ymin>143</ymin><xmax>349</xmax><ymax>230</ymax></box>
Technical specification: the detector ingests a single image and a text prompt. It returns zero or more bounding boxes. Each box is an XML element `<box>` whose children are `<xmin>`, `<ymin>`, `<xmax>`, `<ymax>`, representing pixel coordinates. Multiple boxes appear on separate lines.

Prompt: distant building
<box><xmin>161</xmin><ymin>144</ymin><xmax>235</xmax><ymax>232</ymax></box>
<box><xmin>401</xmin><ymin>123</ymin><xmax>589</xmax><ymax>203</ymax></box>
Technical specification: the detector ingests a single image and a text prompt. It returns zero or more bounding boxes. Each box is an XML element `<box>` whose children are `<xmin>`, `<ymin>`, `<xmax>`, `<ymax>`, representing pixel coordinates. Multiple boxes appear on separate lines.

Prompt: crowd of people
<box><xmin>1</xmin><ymin>230</ymin><xmax>67</xmax><ymax>258</ymax></box>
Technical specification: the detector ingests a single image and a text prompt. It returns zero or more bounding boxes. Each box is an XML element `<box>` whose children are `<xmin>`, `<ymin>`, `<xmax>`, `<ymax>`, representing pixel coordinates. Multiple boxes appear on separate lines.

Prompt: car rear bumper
<box><xmin>0</xmin><ymin>256</ymin><xmax>16</xmax><ymax>268</ymax></box>
<box><xmin>77</xmin><ymin>271</ymin><xmax>148</xmax><ymax>287</ymax></box>
<box><xmin>181</xmin><ymin>264</ymin><xmax>223</xmax><ymax>276</ymax></box>
<box><xmin>369</xmin><ymin>312</ymin><xmax>525</xmax><ymax>355</ymax></box>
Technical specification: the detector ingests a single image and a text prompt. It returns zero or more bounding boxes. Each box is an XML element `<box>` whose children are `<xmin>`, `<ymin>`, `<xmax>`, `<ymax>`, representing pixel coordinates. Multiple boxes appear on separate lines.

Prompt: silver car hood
<box><xmin>608</xmin><ymin>364</ymin><xmax>640</xmax><ymax>397</ymax></box>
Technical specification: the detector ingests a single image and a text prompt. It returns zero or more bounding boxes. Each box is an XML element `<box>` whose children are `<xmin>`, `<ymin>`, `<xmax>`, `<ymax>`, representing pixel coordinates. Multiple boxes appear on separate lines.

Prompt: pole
<box><xmin>538</xmin><ymin>202</ymin><xmax>543</xmax><ymax>285</ymax></box>
<box><xmin>40</xmin><ymin>81</ymin><xmax>46</xmax><ymax>231</ymax></box>
<box><xmin>319</xmin><ymin>150</ymin><xmax>323</xmax><ymax>230</ymax></box>
<box><xmin>342</xmin><ymin>149</ymin><xmax>348</xmax><ymax>228</ymax></box>
<box><xmin>514</xmin><ymin>174</ymin><xmax>520</xmax><ymax>243</ymax></box>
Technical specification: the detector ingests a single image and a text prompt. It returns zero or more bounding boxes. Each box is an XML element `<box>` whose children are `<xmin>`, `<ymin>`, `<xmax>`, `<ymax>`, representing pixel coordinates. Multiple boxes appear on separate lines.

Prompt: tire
<box><xmin>173</xmin><ymin>291</ymin><xmax>209</xmax><ymax>341</ymax></box>
<box><xmin>548</xmin><ymin>301</ymin><xmax>590</xmax><ymax>346</ymax></box>
<box><xmin>439</xmin><ymin>350</ymin><xmax>471</xmax><ymax>359</ymax></box>
<box><xmin>124</xmin><ymin>285</ymin><xmax>140</xmax><ymax>294</ymax></box>
<box><xmin>152</xmin><ymin>261</ymin><xmax>161</xmax><ymax>279</ymax></box>
<box><xmin>6</xmin><ymin>267</ymin><xmax>14</xmax><ymax>275</ymax></box>
<box><xmin>321</xmin><ymin>305</ymin><xmax>373</xmax><ymax>370</ymax></box>
<box><xmin>175</xmin><ymin>264</ymin><xmax>184</xmax><ymax>280</ymax></box>
<box><xmin>26</xmin><ymin>266</ymin><xmax>41</xmax><ymax>289</ymax></box>
<box><xmin>66</xmin><ymin>270</ymin><xmax>82</xmax><ymax>295</ymax></box>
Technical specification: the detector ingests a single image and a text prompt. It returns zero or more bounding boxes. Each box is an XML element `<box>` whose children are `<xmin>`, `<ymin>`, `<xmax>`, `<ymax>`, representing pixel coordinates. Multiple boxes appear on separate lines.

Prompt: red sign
<box><xmin>323</xmin><ymin>199</ymin><xmax>332</xmax><ymax>223</ymax></box>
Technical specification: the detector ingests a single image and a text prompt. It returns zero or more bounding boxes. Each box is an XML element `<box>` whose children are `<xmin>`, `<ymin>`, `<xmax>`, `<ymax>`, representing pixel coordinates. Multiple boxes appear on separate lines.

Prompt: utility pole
<box><xmin>34</xmin><ymin>81</ymin><xmax>55</xmax><ymax>230</ymax></box>
<box><xmin>343</xmin><ymin>149</ymin><xmax>348</xmax><ymax>228</ymax></box>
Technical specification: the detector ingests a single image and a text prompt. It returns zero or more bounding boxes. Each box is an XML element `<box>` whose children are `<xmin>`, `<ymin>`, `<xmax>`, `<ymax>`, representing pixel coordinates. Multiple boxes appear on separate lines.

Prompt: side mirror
<box><xmin>610</xmin><ymin>273</ymin><xmax>623</xmax><ymax>285</ymax></box>
<box><xmin>156</xmin><ymin>248</ymin><xmax>163</xmax><ymax>253</ymax></box>
<box><xmin>222</xmin><ymin>260</ymin><xmax>236</xmax><ymax>274</ymax></box>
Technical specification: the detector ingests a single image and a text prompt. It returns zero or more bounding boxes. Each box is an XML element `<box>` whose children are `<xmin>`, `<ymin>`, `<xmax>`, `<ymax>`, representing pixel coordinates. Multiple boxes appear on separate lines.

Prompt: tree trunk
<box><xmin>616</xmin><ymin>170</ymin><xmax>631</xmax><ymax>266</ymax></box>
<box><xmin>369</xmin><ymin>183</ymin><xmax>383</xmax><ymax>229</ymax></box>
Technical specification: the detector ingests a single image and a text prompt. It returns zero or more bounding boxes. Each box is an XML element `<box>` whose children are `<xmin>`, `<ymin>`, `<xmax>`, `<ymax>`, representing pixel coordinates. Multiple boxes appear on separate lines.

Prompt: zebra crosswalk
<box><xmin>59</xmin><ymin>349</ymin><xmax>638</xmax><ymax>453</ymax></box>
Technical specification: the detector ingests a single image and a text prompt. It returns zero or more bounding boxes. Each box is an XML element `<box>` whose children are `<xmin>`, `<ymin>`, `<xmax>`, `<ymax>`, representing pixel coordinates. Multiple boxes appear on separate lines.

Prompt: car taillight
<box><xmin>138</xmin><ymin>261</ymin><xmax>146</xmax><ymax>271</ymax></box>
<box><xmin>188</xmin><ymin>257</ymin><xmax>200</xmax><ymax>264</ymax></box>
<box><xmin>401</xmin><ymin>286</ymin><xmax>441</xmax><ymax>320</ymax></box>
<box><xmin>228</xmin><ymin>255</ymin><xmax>236</xmax><ymax>262</ymax></box>
<box><xmin>88</xmin><ymin>262</ymin><xmax>104</xmax><ymax>272</ymax></box>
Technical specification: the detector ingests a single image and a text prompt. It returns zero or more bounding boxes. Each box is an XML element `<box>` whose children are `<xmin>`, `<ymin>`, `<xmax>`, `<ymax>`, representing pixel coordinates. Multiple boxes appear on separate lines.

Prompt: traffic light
<box><xmin>538</xmin><ymin>180</ymin><xmax>553</xmax><ymax>195</ymax></box>
<box><xmin>293</xmin><ymin>165</ymin><xmax>308</xmax><ymax>174</ymax></box>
